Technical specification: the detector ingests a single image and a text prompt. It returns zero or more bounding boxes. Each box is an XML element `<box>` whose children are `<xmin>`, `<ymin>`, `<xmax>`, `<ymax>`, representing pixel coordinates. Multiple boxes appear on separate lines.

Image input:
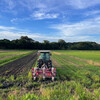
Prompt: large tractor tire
<box><xmin>48</xmin><ymin>60</ymin><xmax>52</xmax><ymax>68</ymax></box>
<box><xmin>37</xmin><ymin>59</ymin><xmax>43</xmax><ymax>68</ymax></box>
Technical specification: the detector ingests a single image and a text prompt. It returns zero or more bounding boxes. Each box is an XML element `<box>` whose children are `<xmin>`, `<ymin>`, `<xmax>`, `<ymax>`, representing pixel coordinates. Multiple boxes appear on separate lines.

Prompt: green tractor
<box><xmin>32</xmin><ymin>51</ymin><xmax>56</xmax><ymax>81</ymax></box>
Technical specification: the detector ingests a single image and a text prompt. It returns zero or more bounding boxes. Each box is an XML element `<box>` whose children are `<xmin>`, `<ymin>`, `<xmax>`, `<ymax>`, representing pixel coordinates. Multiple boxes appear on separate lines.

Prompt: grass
<box><xmin>54</xmin><ymin>50</ymin><xmax>100</xmax><ymax>62</ymax></box>
<box><xmin>53</xmin><ymin>53</ymin><xmax>100</xmax><ymax>87</ymax></box>
<box><xmin>0</xmin><ymin>50</ymin><xmax>100</xmax><ymax>100</ymax></box>
<box><xmin>6</xmin><ymin>81</ymin><xmax>100</xmax><ymax>100</ymax></box>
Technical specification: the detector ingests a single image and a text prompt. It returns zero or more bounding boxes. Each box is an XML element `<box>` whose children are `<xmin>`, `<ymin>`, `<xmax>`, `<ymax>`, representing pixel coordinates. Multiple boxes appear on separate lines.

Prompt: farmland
<box><xmin>0</xmin><ymin>50</ymin><xmax>100</xmax><ymax>100</ymax></box>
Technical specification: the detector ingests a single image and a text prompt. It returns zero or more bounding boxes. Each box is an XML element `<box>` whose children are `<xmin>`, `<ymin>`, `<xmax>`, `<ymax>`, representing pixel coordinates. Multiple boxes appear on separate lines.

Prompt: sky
<box><xmin>0</xmin><ymin>0</ymin><xmax>100</xmax><ymax>43</ymax></box>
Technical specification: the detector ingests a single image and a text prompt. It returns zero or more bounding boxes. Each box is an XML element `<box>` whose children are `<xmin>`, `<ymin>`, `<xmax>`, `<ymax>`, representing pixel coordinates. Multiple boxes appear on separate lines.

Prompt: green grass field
<box><xmin>54</xmin><ymin>50</ymin><xmax>100</xmax><ymax>62</ymax></box>
<box><xmin>0</xmin><ymin>50</ymin><xmax>100</xmax><ymax>100</ymax></box>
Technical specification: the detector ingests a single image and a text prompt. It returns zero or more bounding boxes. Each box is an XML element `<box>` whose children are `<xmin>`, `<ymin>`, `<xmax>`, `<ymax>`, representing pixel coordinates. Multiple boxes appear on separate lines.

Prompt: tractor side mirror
<box><xmin>37</xmin><ymin>53</ymin><xmax>40</xmax><ymax>56</ymax></box>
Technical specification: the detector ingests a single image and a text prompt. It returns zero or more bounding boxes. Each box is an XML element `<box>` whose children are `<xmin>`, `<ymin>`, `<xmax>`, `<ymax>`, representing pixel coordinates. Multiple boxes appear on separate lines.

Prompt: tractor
<box><xmin>32</xmin><ymin>51</ymin><xmax>56</xmax><ymax>81</ymax></box>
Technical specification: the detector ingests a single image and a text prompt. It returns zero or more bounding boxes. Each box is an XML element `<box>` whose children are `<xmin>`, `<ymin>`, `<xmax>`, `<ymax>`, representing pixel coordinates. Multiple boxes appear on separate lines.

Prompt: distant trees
<box><xmin>58</xmin><ymin>39</ymin><xmax>67</xmax><ymax>49</ymax></box>
<box><xmin>0</xmin><ymin>39</ymin><xmax>11</xmax><ymax>49</ymax></box>
<box><xmin>69</xmin><ymin>42</ymin><xmax>100</xmax><ymax>50</ymax></box>
<box><xmin>43</xmin><ymin>40</ymin><xmax>50</xmax><ymax>50</ymax></box>
<box><xmin>0</xmin><ymin>36</ymin><xmax>100</xmax><ymax>50</ymax></box>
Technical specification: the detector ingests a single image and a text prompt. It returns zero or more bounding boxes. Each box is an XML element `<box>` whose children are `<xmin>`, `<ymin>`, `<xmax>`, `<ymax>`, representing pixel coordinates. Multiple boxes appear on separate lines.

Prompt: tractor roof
<box><xmin>38</xmin><ymin>50</ymin><xmax>51</xmax><ymax>53</ymax></box>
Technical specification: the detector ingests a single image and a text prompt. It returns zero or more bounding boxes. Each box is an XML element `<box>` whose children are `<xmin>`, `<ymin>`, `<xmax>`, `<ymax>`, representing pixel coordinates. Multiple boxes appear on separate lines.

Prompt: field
<box><xmin>0</xmin><ymin>50</ymin><xmax>100</xmax><ymax>100</ymax></box>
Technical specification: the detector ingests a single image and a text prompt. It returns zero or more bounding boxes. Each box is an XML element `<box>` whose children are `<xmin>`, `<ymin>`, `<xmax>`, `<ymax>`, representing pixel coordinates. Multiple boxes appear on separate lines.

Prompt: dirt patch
<box><xmin>0</xmin><ymin>52</ymin><xmax>37</xmax><ymax>77</ymax></box>
<box><xmin>0</xmin><ymin>52</ymin><xmax>29</xmax><ymax>60</ymax></box>
<box><xmin>0</xmin><ymin>50</ymin><xmax>18</xmax><ymax>53</ymax></box>
<box><xmin>87</xmin><ymin>60</ymin><xmax>100</xmax><ymax>66</ymax></box>
<box><xmin>52</xmin><ymin>52</ymin><xmax>62</xmax><ymax>55</ymax></box>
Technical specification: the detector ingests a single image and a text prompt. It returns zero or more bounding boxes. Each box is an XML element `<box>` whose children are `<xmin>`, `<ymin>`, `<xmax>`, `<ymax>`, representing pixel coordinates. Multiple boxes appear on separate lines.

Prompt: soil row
<box><xmin>0</xmin><ymin>52</ymin><xmax>37</xmax><ymax>77</ymax></box>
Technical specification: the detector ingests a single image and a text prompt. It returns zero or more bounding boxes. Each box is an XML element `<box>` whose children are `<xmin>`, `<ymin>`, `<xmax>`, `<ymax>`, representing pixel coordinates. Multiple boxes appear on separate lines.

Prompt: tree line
<box><xmin>0</xmin><ymin>36</ymin><xmax>100</xmax><ymax>50</ymax></box>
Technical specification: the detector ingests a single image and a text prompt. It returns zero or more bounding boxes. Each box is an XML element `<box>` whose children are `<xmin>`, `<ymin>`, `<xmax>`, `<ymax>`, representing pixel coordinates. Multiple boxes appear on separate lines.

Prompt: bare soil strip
<box><xmin>0</xmin><ymin>52</ymin><xmax>37</xmax><ymax>77</ymax></box>
<box><xmin>52</xmin><ymin>52</ymin><xmax>62</xmax><ymax>55</ymax></box>
<box><xmin>0</xmin><ymin>50</ymin><xmax>18</xmax><ymax>53</ymax></box>
<box><xmin>0</xmin><ymin>52</ymin><xmax>29</xmax><ymax>60</ymax></box>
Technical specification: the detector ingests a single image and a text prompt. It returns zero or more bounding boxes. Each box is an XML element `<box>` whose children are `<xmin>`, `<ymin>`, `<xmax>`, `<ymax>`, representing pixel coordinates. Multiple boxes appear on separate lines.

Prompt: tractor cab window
<box><xmin>39</xmin><ymin>53</ymin><xmax>50</xmax><ymax>60</ymax></box>
<box><xmin>45</xmin><ymin>53</ymin><xmax>50</xmax><ymax>60</ymax></box>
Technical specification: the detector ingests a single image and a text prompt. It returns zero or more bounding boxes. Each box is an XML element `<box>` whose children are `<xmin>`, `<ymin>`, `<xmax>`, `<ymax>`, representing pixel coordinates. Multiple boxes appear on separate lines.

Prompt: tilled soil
<box><xmin>0</xmin><ymin>50</ymin><xmax>18</xmax><ymax>53</ymax></box>
<box><xmin>0</xmin><ymin>52</ymin><xmax>37</xmax><ymax>77</ymax></box>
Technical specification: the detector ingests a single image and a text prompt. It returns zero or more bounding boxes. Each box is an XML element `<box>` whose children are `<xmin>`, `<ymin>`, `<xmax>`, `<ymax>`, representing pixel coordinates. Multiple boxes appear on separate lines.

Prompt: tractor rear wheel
<box><xmin>37</xmin><ymin>59</ymin><xmax>43</xmax><ymax>68</ymax></box>
<box><xmin>48</xmin><ymin>60</ymin><xmax>52</xmax><ymax>68</ymax></box>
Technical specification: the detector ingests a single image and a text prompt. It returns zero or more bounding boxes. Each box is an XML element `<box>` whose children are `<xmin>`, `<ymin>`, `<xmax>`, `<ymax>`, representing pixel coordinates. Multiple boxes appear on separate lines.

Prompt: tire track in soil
<box><xmin>51</xmin><ymin>57</ymin><xmax>62</xmax><ymax>68</ymax></box>
<box><xmin>51</xmin><ymin>56</ymin><xmax>72</xmax><ymax>81</ymax></box>
<box><xmin>0</xmin><ymin>52</ymin><xmax>37</xmax><ymax>77</ymax></box>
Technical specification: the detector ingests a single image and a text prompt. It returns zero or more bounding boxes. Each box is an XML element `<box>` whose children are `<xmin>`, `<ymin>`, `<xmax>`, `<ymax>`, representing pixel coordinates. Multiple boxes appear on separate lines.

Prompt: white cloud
<box><xmin>0</xmin><ymin>25</ymin><xmax>99</xmax><ymax>43</ymax></box>
<box><xmin>0</xmin><ymin>30</ymin><xmax>62</xmax><ymax>42</ymax></box>
<box><xmin>51</xmin><ymin>16</ymin><xmax>100</xmax><ymax>36</ymax></box>
<box><xmin>0</xmin><ymin>31</ymin><xmax>41</xmax><ymax>40</ymax></box>
<box><xmin>85</xmin><ymin>10</ymin><xmax>100</xmax><ymax>16</ymax></box>
<box><xmin>68</xmin><ymin>0</ymin><xmax>100</xmax><ymax>9</ymax></box>
<box><xmin>17</xmin><ymin>0</ymin><xmax>100</xmax><ymax>11</ymax></box>
<box><xmin>0</xmin><ymin>26</ymin><xmax>40</xmax><ymax>40</ymax></box>
<box><xmin>31</xmin><ymin>12</ymin><xmax>59</xmax><ymax>20</ymax></box>
<box><xmin>10</xmin><ymin>17</ymin><xmax>30</xmax><ymax>23</ymax></box>
<box><xmin>0</xmin><ymin>25</ymin><xmax>59</xmax><ymax>41</ymax></box>
<box><xmin>0</xmin><ymin>26</ymin><xmax>39</xmax><ymax>40</ymax></box>
<box><xmin>50</xmin><ymin>16</ymin><xmax>100</xmax><ymax>43</ymax></box>
<box><xmin>0</xmin><ymin>26</ymin><xmax>16</xmax><ymax>30</ymax></box>
<box><xmin>1</xmin><ymin>0</ymin><xmax>100</xmax><ymax>20</ymax></box>
<box><xmin>0</xmin><ymin>30</ymin><xmax>91</xmax><ymax>42</ymax></box>
<box><xmin>2</xmin><ymin>0</ymin><xmax>100</xmax><ymax>15</ymax></box>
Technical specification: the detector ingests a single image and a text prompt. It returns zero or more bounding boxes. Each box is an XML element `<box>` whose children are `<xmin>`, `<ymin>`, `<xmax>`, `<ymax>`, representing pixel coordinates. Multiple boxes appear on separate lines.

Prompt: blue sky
<box><xmin>0</xmin><ymin>0</ymin><xmax>100</xmax><ymax>43</ymax></box>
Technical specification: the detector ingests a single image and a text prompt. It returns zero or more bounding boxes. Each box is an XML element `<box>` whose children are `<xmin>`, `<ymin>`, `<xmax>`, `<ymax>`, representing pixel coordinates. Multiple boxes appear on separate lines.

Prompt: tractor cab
<box><xmin>37</xmin><ymin>51</ymin><xmax>52</xmax><ymax>68</ymax></box>
<box><xmin>38</xmin><ymin>51</ymin><xmax>51</xmax><ymax>61</ymax></box>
